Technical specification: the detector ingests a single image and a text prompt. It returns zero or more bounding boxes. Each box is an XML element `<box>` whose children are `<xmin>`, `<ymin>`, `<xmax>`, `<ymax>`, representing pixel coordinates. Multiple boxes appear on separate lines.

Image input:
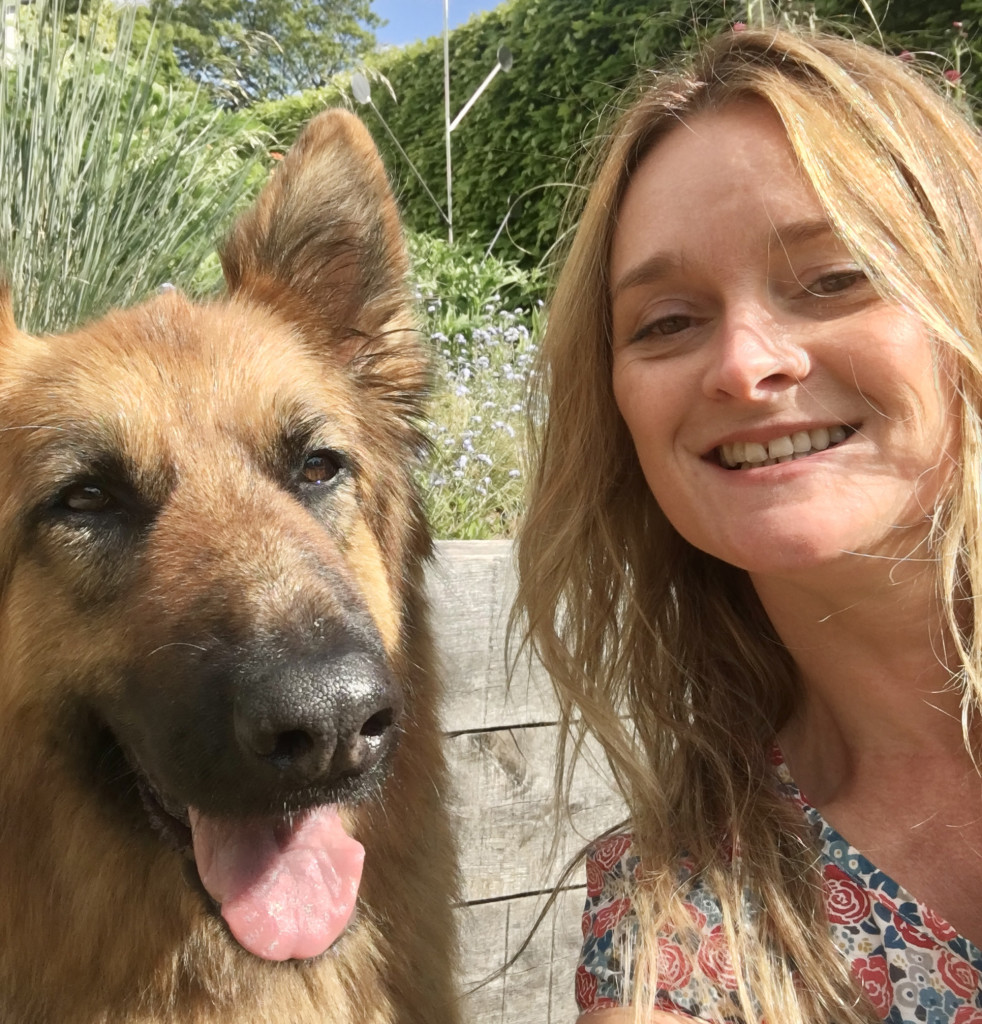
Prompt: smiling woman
<box><xmin>513</xmin><ymin>25</ymin><xmax>982</xmax><ymax>1024</ymax></box>
<box><xmin>609</xmin><ymin>100</ymin><xmax>957</xmax><ymax>580</ymax></box>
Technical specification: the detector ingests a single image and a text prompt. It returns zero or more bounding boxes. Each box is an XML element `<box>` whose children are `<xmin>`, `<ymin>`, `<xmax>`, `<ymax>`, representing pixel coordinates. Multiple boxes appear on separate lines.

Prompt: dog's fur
<box><xmin>0</xmin><ymin>110</ymin><xmax>459</xmax><ymax>1023</ymax></box>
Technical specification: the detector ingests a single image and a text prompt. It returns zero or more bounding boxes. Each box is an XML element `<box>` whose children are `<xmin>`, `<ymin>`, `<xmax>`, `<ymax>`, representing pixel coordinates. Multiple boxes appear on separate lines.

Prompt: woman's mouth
<box><xmin>716</xmin><ymin>425</ymin><xmax>855</xmax><ymax>469</ymax></box>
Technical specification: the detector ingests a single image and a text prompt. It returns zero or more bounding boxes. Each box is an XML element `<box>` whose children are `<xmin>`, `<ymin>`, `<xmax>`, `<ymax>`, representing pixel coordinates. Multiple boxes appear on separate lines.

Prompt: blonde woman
<box><xmin>514</xmin><ymin>26</ymin><xmax>982</xmax><ymax>1024</ymax></box>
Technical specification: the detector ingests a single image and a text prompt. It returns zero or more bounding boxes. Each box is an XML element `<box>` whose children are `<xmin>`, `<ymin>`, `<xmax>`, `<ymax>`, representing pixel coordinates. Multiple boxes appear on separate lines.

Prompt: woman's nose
<box><xmin>701</xmin><ymin>308</ymin><xmax>811</xmax><ymax>401</ymax></box>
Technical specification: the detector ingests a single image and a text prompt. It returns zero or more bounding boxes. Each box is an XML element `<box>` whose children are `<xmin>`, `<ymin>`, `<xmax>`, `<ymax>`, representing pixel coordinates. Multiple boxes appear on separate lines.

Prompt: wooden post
<box><xmin>429</xmin><ymin>541</ymin><xmax>626</xmax><ymax>1022</ymax></box>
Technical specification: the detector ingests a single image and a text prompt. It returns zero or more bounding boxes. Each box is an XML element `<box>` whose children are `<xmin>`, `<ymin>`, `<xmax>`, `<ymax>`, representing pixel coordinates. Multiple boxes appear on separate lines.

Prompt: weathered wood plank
<box><xmin>430</xmin><ymin>540</ymin><xmax>628</xmax><ymax>1022</ymax></box>
<box><xmin>429</xmin><ymin>540</ymin><xmax>557</xmax><ymax>733</ymax></box>
<box><xmin>448</xmin><ymin>722</ymin><xmax>625</xmax><ymax>902</ymax></box>
<box><xmin>457</xmin><ymin>887</ymin><xmax>587</xmax><ymax>1024</ymax></box>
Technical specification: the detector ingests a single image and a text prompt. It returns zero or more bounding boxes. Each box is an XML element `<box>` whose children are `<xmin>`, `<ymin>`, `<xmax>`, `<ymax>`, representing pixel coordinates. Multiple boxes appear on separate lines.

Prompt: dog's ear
<box><xmin>220</xmin><ymin>109</ymin><xmax>413</xmax><ymax>359</ymax></box>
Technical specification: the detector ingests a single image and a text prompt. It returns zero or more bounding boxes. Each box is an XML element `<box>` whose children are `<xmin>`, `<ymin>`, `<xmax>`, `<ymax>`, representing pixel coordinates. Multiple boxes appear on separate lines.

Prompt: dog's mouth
<box><xmin>122</xmin><ymin>738</ymin><xmax>365</xmax><ymax>962</ymax></box>
<box><xmin>135</xmin><ymin>771</ymin><xmax>193</xmax><ymax>853</ymax></box>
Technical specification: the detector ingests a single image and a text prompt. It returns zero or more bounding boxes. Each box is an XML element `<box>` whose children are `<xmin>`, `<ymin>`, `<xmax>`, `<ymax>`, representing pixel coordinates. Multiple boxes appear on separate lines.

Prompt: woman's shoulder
<box><xmin>579</xmin><ymin>833</ymin><xmax>734</xmax><ymax>1017</ymax></box>
<box><xmin>580</xmin><ymin>771</ymin><xmax>982</xmax><ymax>1022</ymax></box>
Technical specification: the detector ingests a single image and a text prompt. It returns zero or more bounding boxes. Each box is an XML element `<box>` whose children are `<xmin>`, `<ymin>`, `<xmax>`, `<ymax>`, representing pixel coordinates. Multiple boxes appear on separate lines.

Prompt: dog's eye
<box><xmin>62</xmin><ymin>483</ymin><xmax>113</xmax><ymax>513</ymax></box>
<box><xmin>301</xmin><ymin>450</ymin><xmax>344</xmax><ymax>486</ymax></box>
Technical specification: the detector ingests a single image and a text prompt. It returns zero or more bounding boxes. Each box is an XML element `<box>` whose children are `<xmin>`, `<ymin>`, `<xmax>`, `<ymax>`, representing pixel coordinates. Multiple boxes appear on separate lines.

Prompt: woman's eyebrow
<box><xmin>611</xmin><ymin>253</ymin><xmax>681</xmax><ymax>298</ymax></box>
<box><xmin>612</xmin><ymin>221</ymin><xmax>837</xmax><ymax>299</ymax></box>
<box><xmin>771</xmin><ymin>218</ymin><xmax>835</xmax><ymax>248</ymax></box>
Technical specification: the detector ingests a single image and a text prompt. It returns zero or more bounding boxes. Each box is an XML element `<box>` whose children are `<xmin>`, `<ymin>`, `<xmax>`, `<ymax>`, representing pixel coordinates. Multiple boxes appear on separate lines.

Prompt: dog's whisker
<box><xmin>143</xmin><ymin>642</ymin><xmax>208</xmax><ymax>660</ymax></box>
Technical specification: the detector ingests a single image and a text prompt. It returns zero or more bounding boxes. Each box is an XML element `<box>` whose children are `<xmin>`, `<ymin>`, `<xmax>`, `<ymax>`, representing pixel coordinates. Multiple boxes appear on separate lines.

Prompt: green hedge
<box><xmin>251</xmin><ymin>0</ymin><xmax>698</xmax><ymax>266</ymax></box>
<box><xmin>372</xmin><ymin>0</ymin><xmax>698</xmax><ymax>265</ymax></box>
<box><xmin>250</xmin><ymin>0</ymin><xmax>973</xmax><ymax>268</ymax></box>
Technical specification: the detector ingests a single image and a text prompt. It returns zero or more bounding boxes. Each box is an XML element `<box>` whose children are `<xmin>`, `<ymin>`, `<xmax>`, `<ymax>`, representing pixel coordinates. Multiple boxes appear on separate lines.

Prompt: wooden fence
<box><xmin>428</xmin><ymin>541</ymin><xmax>626</xmax><ymax>1023</ymax></box>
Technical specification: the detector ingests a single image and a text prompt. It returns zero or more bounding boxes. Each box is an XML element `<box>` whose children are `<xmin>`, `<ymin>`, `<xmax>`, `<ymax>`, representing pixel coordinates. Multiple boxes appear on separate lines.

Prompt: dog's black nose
<box><xmin>233</xmin><ymin>648</ymin><xmax>402</xmax><ymax>785</ymax></box>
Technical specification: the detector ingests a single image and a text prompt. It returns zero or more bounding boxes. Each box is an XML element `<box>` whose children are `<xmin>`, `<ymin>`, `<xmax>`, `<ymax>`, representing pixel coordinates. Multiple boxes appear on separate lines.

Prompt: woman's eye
<box><xmin>62</xmin><ymin>483</ymin><xmax>112</xmax><ymax>513</ymax></box>
<box><xmin>809</xmin><ymin>269</ymin><xmax>866</xmax><ymax>295</ymax></box>
<box><xmin>632</xmin><ymin>314</ymin><xmax>692</xmax><ymax>341</ymax></box>
<box><xmin>301</xmin><ymin>450</ymin><xmax>344</xmax><ymax>486</ymax></box>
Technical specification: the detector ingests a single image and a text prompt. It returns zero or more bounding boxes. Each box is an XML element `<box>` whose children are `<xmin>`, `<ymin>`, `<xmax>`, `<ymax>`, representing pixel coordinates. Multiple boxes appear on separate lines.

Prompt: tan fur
<box><xmin>0</xmin><ymin>110</ymin><xmax>459</xmax><ymax>1024</ymax></box>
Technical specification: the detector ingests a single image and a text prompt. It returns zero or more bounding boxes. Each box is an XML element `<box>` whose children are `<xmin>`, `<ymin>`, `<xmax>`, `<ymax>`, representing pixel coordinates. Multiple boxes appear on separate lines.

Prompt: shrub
<box><xmin>251</xmin><ymin>0</ymin><xmax>692</xmax><ymax>268</ymax></box>
<box><xmin>409</xmin><ymin>230</ymin><xmax>545</xmax><ymax>343</ymax></box>
<box><xmin>409</xmin><ymin>232</ymin><xmax>541</xmax><ymax>539</ymax></box>
<box><xmin>249</xmin><ymin>0</ymin><xmax>975</xmax><ymax>271</ymax></box>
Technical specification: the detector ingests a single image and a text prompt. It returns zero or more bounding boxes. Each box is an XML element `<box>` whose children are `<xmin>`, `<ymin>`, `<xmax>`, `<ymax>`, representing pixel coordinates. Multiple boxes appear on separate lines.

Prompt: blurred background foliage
<box><xmin>0</xmin><ymin>0</ymin><xmax>268</xmax><ymax>333</ymax></box>
<box><xmin>142</xmin><ymin>0</ymin><xmax>380</xmax><ymax>107</ymax></box>
<box><xmin>8</xmin><ymin>0</ymin><xmax>981</xmax><ymax>311</ymax></box>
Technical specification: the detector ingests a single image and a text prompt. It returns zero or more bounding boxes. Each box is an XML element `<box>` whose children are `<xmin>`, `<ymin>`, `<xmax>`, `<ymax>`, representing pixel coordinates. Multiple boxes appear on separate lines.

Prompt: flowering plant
<box><xmin>408</xmin><ymin>233</ymin><xmax>544</xmax><ymax>539</ymax></box>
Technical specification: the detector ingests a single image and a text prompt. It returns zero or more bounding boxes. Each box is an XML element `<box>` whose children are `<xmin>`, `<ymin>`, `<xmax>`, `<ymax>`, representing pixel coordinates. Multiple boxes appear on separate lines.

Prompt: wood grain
<box><xmin>428</xmin><ymin>540</ymin><xmax>558</xmax><ymax>733</ymax></box>
<box><xmin>430</xmin><ymin>541</ymin><xmax>628</xmax><ymax>1022</ymax></box>
<box><xmin>448</xmin><ymin>723</ymin><xmax>624</xmax><ymax>901</ymax></box>
<box><xmin>457</xmin><ymin>888</ymin><xmax>588</xmax><ymax>1024</ymax></box>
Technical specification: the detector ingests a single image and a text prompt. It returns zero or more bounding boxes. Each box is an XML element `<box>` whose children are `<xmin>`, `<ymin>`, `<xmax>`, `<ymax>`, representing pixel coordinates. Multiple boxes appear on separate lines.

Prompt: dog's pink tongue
<box><xmin>188</xmin><ymin>806</ymin><xmax>364</xmax><ymax>961</ymax></box>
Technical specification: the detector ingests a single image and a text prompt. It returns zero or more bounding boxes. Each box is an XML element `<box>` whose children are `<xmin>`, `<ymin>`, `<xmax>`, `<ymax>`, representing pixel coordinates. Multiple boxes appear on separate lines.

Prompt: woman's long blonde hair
<box><xmin>513</xmin><ymin>26</ymin><xmax>982</xmax><ymax>1024</ymax></box>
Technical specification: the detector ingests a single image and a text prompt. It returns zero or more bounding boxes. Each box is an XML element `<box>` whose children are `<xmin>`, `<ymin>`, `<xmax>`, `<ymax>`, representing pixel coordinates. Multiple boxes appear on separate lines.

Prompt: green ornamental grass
<box><xmin>0</xmin><ymin>0</ymin><xmax>265</xmax><ymax>335</ymax></box>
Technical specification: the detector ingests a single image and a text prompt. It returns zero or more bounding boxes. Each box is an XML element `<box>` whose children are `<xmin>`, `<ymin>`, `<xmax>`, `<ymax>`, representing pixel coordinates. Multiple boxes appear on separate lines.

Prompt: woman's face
<box><xmin>609</xmin><ymin>101</ymin><xmax>958</xmax><ymax>581</ymax></box>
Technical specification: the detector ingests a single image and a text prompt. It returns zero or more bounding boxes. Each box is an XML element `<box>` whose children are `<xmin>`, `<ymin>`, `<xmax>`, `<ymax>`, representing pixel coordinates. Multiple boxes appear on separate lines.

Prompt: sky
<box><xmin>372</xmin><ymin>0</ymin><xmax>504</xmax><ymax>47</ymax></box>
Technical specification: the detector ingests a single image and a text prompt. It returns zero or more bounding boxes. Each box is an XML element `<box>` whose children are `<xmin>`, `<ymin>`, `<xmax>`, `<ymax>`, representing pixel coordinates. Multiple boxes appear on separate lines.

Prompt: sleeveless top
<box><xmin>577</xmin><ymin>754</ymin><xmax>982</xmax><ymax>1021</ymax></box>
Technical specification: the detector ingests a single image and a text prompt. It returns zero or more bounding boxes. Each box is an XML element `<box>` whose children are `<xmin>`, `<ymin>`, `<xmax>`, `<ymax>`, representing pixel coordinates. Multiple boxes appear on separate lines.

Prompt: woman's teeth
<box><xmin>718</xmin><ymin>425</ymin><xmax>852</xmax><ymax>469</ymax></box>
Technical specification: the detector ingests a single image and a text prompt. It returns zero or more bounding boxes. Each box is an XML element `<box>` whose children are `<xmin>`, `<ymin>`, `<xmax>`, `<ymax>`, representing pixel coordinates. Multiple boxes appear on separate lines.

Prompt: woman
<box><xmin>513</xmin><ymin>25</ymin><xmax>982</xmax><ymax>1024</ymax></box>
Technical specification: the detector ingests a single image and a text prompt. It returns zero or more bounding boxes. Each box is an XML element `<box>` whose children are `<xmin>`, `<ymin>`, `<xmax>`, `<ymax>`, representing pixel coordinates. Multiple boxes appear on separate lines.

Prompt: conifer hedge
<box><xmin>253</xmin><ymin>0</ymin><xmax>700</xmax><ymax>265</ymax></box>
<box><xmin>251</xmin><ymin>0</ymin><xmax>973</xmax><ymax>267</ymax></box>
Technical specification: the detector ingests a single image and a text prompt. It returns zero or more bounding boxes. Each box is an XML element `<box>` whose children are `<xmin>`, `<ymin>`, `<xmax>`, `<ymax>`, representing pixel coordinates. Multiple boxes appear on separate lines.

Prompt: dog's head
<box><xmin>0</xmin><ymin>111</ymin><xmax>432</xmax><ymax>962</ymax></box>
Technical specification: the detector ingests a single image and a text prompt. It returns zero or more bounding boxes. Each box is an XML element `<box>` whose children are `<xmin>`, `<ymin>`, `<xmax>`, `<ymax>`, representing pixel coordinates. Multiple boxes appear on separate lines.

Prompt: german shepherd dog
<box><xmin>0</xmin><ymin>111</ymin><xmax>459</xmax><ymax>1023</ymax></box>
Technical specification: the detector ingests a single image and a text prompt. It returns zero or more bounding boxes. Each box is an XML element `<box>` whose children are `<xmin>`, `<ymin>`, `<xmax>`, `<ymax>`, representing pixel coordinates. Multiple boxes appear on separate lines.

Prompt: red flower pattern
<box><xmin>586</xmin><ymin>857</ymin><xmax>605</xmax><ymax>898</ymax></box>
<box><xmin>939</xmin><ymin>951</ymin><xmax>981</xmax><ymax>999</ymax></box>
<box><xmin>576</xmin><ymin>965</ymin><xmax>619</xmax><ymax>1015</ymax></box>
<box><xmin>575</xmin><ymin>964</ymin><xmax>597</xmax><ymax>1008</ymax></box>
<box><xmin>696</xmin><ymin>926</ymin><xmax>739</xmax><ymax>991</ymax></box>
<box><xmin>892</xmin><ymin>912</ymin><xmax>941</xmax><ymax>950</ymax></box>
<box><xmin>685</xmin><ymin>900</ymin><xmax>708</xmax><ymax>932</ymax></box>
<box><xmin>593</xmin><ymin>835</ymin><xmax>632</xmax><ymax>872</ymax></box>
<box><xmin>824</xmin><ymin>874</ymin><xmax>872</xmax><ymax>925</ymax></box>
<box><xmin>823</xmin><ymin>863</ymin><xmax>851</xmax><ymax>882</ymax></box>
<box><xmin>853</xmin><ymin>956</ymin><xmax>893</xmax><ymax>1017</ymax></box>
<box><xmin>922</xmin><ymin>905</ymin><xmax>958</xmax><ymax>942</ymax></box>
<box><xmin>593</xmin><ymin>897</ymin><xmax>632</xmax><ymax>939</ymax></box>
<box><xmin>656</xmin><ymin>938</ymin><xmax>693</xmax><ymax>991</ymax></box>
<box><xmin>579</xmin><ymin>757</ymin><xmax>982</xmax><ymax>1019</ymax></box>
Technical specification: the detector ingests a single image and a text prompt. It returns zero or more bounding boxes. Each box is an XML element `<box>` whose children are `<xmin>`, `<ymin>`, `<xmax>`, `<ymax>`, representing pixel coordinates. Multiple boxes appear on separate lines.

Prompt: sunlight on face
<box><xmin>609</xmin><ymin>101</ymin><xmax>957</xmax><ymax>585</ymax></box>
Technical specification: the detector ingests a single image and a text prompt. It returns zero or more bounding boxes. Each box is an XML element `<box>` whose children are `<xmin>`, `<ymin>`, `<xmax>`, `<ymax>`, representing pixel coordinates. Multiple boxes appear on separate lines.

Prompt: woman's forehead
<box><xmin>609</xmin><ymin>102</ymin><xmax>829</xmax><ymax>288</ymax></box>
<box><xmin>625</xmin><ymin>100</ymin><xmax>795</xmax><ymax>202</ymax></box>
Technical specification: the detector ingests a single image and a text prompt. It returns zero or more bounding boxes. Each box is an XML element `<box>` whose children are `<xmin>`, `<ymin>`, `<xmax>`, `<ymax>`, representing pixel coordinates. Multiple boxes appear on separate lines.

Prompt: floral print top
<box><xmin>577</xmin><ymin>754</ymin><xmax>982</xmax><ymax>1022</ymax></box>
